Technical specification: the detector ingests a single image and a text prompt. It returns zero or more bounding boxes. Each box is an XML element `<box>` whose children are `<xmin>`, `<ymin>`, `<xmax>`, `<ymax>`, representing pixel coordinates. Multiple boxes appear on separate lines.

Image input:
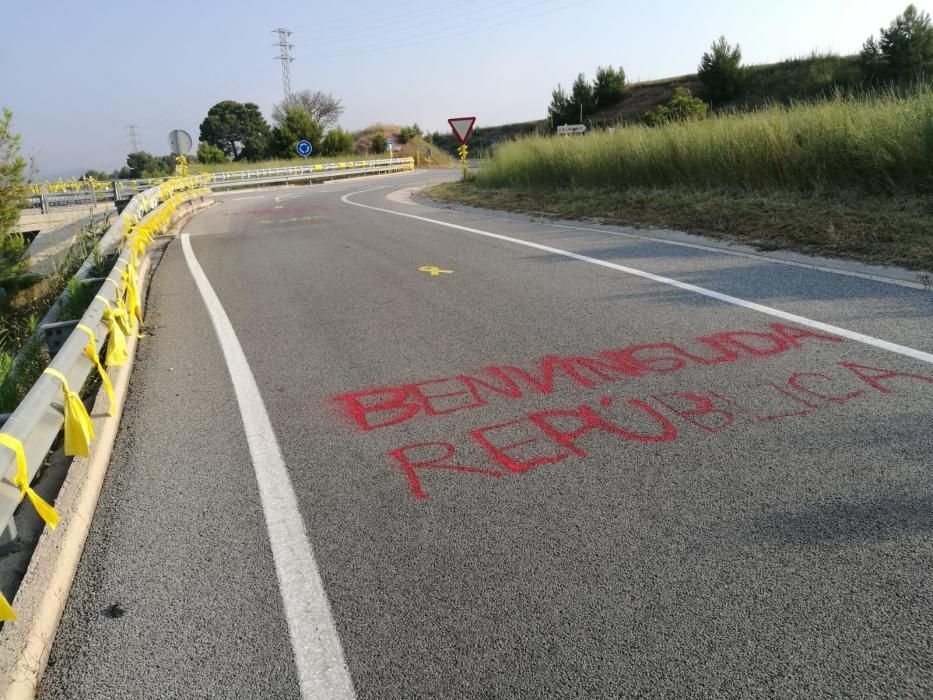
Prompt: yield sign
<box><xmin>447</xmin><ymin>116</ymin><xmax>476</xmax><ymax>145</ymax></box>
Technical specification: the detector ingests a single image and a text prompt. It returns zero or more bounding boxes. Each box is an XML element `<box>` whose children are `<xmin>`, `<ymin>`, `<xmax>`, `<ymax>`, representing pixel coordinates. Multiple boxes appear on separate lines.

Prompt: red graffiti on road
<box><xmin>332</xmin><ymin>324</ymin><xmax>843</xmax><ymax>432</ymax></box>
<box><xmin>328</xmin><ymin>324</ymin><xmax>932</xmax><ymax>501</ymax></box>
<box><xmin>388</xmin><ymin>362</ymin><xmax>932</xmax><ymax>500</ymax></box>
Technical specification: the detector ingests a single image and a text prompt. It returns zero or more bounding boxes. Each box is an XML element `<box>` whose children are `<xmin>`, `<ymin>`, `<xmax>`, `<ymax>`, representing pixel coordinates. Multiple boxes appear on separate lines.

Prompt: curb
<box><xmin>0</xmin><ymin>199</ymin><xmax>210</xmax><ymax>699</ymax></box>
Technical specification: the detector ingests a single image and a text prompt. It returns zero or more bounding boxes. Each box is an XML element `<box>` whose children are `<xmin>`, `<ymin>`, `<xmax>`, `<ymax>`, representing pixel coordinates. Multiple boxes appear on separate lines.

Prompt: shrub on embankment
<box><xmin>475</xmin><ymin>89</ymin><xmax>933</xmax><ymax>197</ymax></box>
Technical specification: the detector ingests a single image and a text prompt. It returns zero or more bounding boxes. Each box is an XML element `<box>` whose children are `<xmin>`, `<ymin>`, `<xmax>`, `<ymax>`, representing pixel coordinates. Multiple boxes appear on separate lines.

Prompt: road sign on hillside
<box><xmin>447</xmin><ymin>117</ymin><xmax>476</xmax><ymax>145</ymax></box>
<box><xmin>557</xmin><ymin>124</ymin><xmax>587</xmax><ymax>135</ymax></box>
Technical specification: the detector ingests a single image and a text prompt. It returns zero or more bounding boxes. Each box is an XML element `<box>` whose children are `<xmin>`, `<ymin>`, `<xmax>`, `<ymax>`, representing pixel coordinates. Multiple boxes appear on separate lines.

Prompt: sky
<box><xmin>0</xmin><ymin>0</ymin><xmax>925</xmax><ymax>178</ymax></box>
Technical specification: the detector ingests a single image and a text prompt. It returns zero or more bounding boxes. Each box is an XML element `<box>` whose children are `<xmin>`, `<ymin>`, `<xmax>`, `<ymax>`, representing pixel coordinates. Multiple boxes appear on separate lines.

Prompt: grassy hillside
<box><xmin>432</xmin><ymin>53</ymin><xmax>867</xmax><ymax>154</ymax></box>
<box><xmin>427</xmin><ymin>88</ymin><xmax>933</xmax><ymax>270</ymax></box>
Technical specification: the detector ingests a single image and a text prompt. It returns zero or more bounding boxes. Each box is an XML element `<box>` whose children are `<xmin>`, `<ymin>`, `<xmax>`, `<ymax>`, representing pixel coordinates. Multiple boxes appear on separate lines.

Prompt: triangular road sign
<box><xmin>447</xmin><ymin>116</ymin><xmax>476</xmax><ymax>145</ymax></box>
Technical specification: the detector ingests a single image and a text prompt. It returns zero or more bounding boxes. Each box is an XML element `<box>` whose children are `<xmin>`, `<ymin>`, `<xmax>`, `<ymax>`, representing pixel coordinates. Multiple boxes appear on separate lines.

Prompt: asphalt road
<box><xmin>42</xmin><ymin>169</ymin><xmax>933</xmax><ymax>699</ymax></box>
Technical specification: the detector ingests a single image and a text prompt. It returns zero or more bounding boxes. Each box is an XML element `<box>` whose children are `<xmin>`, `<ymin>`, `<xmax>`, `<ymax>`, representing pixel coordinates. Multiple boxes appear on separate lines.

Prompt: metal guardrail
<box><xmin>25</xmin><ymin>158</ymin><xmax>415</xmax><ymax>209</ymax></box>
<box><xmin>205</xmin><ymin>156</ymin><xmax>414</xmax><ymax>189</ymax></box>
<box><xmin>0</xmin><ymin>154</ymin><xmax>412</xmax><ymax>547</ymax></box>
<box><xmin>25</xmin><ymin>179</ymin><xmax>169</xmax><ymax>211</ymax></box>
<box><xmin>0</xmin><ymin>178</ymin><xmax>208</xmax><ymax>545</ymax></box>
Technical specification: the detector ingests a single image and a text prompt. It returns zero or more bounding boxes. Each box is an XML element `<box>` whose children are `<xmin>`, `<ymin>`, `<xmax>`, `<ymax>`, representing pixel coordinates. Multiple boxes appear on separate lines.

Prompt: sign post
<box><xmin>168</xmin><ymin>129</ymin><xmax>193</xmax><ymax>176</ymax></box>
<box><xmin>296</xmin><ymin>139</ymin><xmax>312</xmax><ymax>158</ymax></box>
<box><xmin>386</xmin><ymin>137</ymin><xmax>393</xmax><ymax>155</ymax></box>
<box><xmin>447</xmin><ymin>116</ymin><xmax>476</xmax><ymax>180</ymax></box>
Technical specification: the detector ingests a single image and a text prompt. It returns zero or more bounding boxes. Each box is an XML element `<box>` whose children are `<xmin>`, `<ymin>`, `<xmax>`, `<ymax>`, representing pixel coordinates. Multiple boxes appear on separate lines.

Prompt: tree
<box><xmin>268</xmin><ymin>105</ymin><xmax>323</xmax><ymax>159</ymax></box>
<box><xmin>320</xmin><ymin>128</ymin><xmax>354</xmax><ymax>157</ymax></box>
<box><xmin>82</xmin><ymin>169</ymin><xmax>110</xmax><ymax>181</ymax></box>
<box><xmin>399</xmin><ymin>123</ymin><xmax>422</xmax><ymax>143</ymax></box>
<box><xmin>594</xmin><ymin>65</ymin><xmax>627</xmax><ymax>107</ymax></box>
<box><xmin>547</xmin><ymin>74</ymin><xmax>597</xmax><ymax>128</ymax></box>
<box><xmin>0</xmin><ymin>108</ymin><xmax>33</xmax><ymax>304</ymax></box>
<box><xmin>570</xmin><ymin>73</ymin><xmax>596</xmax><ymax>121</ymax></box>
<box><xmin>860</xmin><ymin>36</ymin><xmax>886</xmax><ymax>81</ymax></box>
<box><xmin>698</xmin><ymin>36</ymin><xmax>746</xmax><ymax>102</ymax></box>
<box><xmin>199</xmin><ymin>100</ymin><xmax>271</xmax><ymax>161</ymax></box>
<box><xmin>370</xmin><ymin>131</ymin><xmax>387</xmax><ymax>153</ymax></box>
<box><xmin>861</xmin><ymin>4</ymin><xmax>933</xmax><ymax>82</ymax></box>
<box><xmin>124</xmin><ymin>151</ymin><xmax>170</xmax><ymax>179</ymax></box>
<box><xmin>548</xmin><ymin>84</ymin><xmax>572</xmax><ymax>126</ymax></box>
<box><xmin>644</xmin><ymin>87</ymin><xmax>708</xmax><ymax>126</ymax></box>
<box><xmin>271</xmin><ymin>90</ymin><xmax>344</xmax><ymax>130</ymax></box>
<box><xmin>0</xmin><ymin>108</ymin><xmax>27</xmax><ymax>237</ymax></box>
<box><xmin>196</xmin><ymin>142</ymin><xmax>227</xmax><ymax>164</ymax></box>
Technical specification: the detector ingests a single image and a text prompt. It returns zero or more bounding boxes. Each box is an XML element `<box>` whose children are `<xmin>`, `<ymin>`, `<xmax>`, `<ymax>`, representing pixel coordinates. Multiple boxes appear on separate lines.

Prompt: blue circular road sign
<box><xmin>296</xmin><ymin>140</ymin><xmax>312</xmax><ymax>157</ymax></box>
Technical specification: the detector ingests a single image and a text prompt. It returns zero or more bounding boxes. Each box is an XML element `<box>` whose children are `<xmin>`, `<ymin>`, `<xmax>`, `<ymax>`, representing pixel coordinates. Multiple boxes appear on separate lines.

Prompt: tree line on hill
<box><xmin>83</xmin><ymin>89</ymin><xmax>365</xmax><ymax>180</ymax></box>
<box><xmin>548</xmin><ymin>4</ymin><xmax>933</xmax><ymax>129</ymax></box>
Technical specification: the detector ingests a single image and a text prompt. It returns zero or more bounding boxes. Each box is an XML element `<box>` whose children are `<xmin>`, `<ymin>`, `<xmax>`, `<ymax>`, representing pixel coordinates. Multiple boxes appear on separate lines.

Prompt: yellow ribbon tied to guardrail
<box><xmin>102</xmin><ymin>278</ymin><xmax>140</xmax><ymax>338</ymax></box>
<box><xmin>94</xmin><ymin>295</ymin><xmax>128</xmax><ymax>366</ymax></box>
<box><xmin>43</xmin><ymin>368</ymin><xmax>95</xmax><ymax>457</ymax></box>
<box><xmin>0</xmin><ymin>433</ymin><xmax>62</xmax><ymax>622</ymax></box>
<box><xmin>77</xmin><ymin>324</ymin><xmax>115</xmax><ymax>416</ymax></box>
<box><xmin>0</xmin><ymin>434</ymin><xmax>60</xmax><ymax>530</ymax></box>
<box><xmin>122</xmin><ymin>265</ymin><xmax>143</xmax><ymax>327</ymax></box>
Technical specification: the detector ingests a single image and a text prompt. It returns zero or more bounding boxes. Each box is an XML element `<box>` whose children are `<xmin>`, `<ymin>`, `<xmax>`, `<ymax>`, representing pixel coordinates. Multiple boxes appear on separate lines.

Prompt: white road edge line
<box><xmin>181</xmin><ymin>234</ymin><xmax>356</xmax><ymax>700</ymax></box>
<box><xmin>342</xmin><ymin>188</ymin><xmax>933</xmax><ymax>365</ymax></box>
<box><xmin>544</xmin><ymin>222</ymin><xmax>928</xmax><ymax>291</ymax></box>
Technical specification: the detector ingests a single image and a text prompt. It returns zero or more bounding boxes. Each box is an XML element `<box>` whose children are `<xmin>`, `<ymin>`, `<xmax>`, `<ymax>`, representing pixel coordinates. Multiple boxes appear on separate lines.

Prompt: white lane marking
<box><xmin>275</xmin><ymin>193</ymin><xmax>304</xmax><ymax>202</ymax></box>
<box><xmin>181</xmin><ymin>234</ymin><xmax>356</xmax><ymax>700</ymax></box>
<box><xmin>544</xmin><ymin>222</ymin><xmax>928</xmax><ymax>291</ymax></box>
<box><xmin>342</xmin><ymin>188</ymin><xmax>933</xmax><ymax>365</ymax></box>
<box><xmin>223</xmin><ymin>195</ymin><xmax>267</xmax><ymax>202</ymax></box>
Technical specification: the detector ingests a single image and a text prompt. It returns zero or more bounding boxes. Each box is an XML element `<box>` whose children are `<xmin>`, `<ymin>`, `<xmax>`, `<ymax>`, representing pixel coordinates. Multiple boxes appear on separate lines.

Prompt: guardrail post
<box><xmin>40</xmin><ymin>185</ymin><xmax>49</xmax><ymax>214</ymax></box>
<box><xmin>112</xmin><ymin>180</ymin><xmax>120</xmax><ymax>204</ymax></box>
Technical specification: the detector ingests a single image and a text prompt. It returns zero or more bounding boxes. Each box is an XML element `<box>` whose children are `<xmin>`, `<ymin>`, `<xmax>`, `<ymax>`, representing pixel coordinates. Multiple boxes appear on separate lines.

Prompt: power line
<box><xmin>307</xmin><ymin>0</ymin><xmax>596</xmax><ymax>58</ymax></box>
<box><xmin>299</xmin><ymin>0</ymin><xmax>511</xmax><ymax>35</ymax></box>
<box><xmin>272</xmin><ymin>27</ymin><xmax>295</xmax><ymax>100</ymax></box>
<box><xmin>303</xmin><ymin>0</ymin><xmax>544</xmax><ymax>46</ymax></box>
<box><xmin>125</xmin><ymin>124</ymin><xmax>140</xmax><ymax>152</ymax></box>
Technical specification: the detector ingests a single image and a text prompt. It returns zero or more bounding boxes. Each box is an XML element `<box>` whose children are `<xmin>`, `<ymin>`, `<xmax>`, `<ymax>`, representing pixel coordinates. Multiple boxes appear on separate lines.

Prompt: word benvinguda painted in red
<box><xmin>329</xmin><ymin>324</ymin><xmax>933</xmax><ymax>500</ymax></box>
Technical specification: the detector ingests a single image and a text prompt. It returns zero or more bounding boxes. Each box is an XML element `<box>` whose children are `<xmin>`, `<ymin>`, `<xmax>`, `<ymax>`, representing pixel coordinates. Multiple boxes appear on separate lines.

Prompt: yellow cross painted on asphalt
<box><xmin>419</xmin><ymin>266</ymin><xmax>453</xmax><ymax>277</ymax></box>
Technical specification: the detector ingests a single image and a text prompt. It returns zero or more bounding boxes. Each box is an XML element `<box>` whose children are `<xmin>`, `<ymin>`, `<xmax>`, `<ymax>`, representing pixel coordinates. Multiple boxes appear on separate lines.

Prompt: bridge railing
<box><xmin>24</xmin><ymin>158</ymin><xmax>415</xmax><ymax>209</ymax></box>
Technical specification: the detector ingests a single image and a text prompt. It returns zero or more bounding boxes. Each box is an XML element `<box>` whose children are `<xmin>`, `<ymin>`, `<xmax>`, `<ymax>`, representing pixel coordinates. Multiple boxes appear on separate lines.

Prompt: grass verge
<box><xmin>425</xmin><ymin>182</ymin><xmax>933</xmax><ymax>273</ymax></box>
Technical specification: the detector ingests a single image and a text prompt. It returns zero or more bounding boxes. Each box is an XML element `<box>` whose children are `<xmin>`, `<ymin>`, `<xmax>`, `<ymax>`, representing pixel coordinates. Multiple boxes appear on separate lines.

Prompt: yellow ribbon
<box><xmin>0</xmin><ymin>591</ymin><xmax>15</xmax><ymax>622</ymax></box>
<box><xmin>122</xmin><ymin>264</ymin><xmax>143</xmax><ymax>327</ymax></box>
<box><xmin>94</xmin><ymin>295</ymin><xmax>128</xmax><ymax>366</ymax></box>
<box><xmin>0</xmin><ymin>433</ymin><xmax>60</xmax><ymax>532</ymax></box>
<box><xmin>76</xmin><ymin>324</ymin><xmax>115</xmax><ymax>416</ymax></box>
<box><xmin>43</xmin><ymin>368</ymin><xmax>95</xmax><ymax>458</ymax></box>
<box><xmin>101</xmin><ymin>278</ymin><xmax>139</xmax><ymax>337</ymax></box>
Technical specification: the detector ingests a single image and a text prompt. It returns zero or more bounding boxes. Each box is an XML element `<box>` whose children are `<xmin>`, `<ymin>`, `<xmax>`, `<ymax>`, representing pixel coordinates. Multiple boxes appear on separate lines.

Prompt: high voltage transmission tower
<box><xmin>125</xmin><ymin>124</ymin><xmax>140</xmax><ymax>152</ymax></box>
<box><xmin>272</xmin><ymin>28</ymin><xmax>295</xmax><ymax>100</ymax></box>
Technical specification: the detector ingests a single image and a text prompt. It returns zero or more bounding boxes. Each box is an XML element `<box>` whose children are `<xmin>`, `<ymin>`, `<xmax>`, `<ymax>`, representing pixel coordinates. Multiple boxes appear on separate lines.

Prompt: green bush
<box><xmin>196</xmin><ymin>142</ymin><xmax>227</xmax><ymax>164</ymax></box>
<box><xmin>475</xmin><ymin>89</ymin><xmax>933</xmax><ymax>197</ymax></box>
<box><xmin>0</xmin><ymin>232</ymin><xmax>36</xmax><ymax>307</ymax></box>
<box><xmin>399</xmin><ymin>124</ymin><xmax>422</xmax><ymax>143</ymax></box>
<box><xmin>699</xmin><ymin>36</ymin><xmax>746</xmax><ymax>102</ymax></box>
<box><xmin>268</xmin><ymin>105</ymin><xmax>323</xmax><ymax>159</ymax></box>
<box><xmin>320</xmin><ymin>128</ymin><xmax>354</xmax><ymax>157</ymax></box>
<box><xmin>644</xmin><ymin>87</ymin><xmax>708</xmax><ymax>125</ymax></box>
<box><xmin>370</xmin><ymin>131</ymin><xmax>387</xmax><ymax>153</ymax></box>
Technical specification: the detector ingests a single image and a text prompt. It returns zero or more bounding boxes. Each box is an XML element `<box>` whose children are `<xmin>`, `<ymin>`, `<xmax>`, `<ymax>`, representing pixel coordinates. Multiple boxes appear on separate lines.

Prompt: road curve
<box><xmin>41</xmin><ymin>169</ymin><xmax>933</xmax><ymax>699</ymax></box>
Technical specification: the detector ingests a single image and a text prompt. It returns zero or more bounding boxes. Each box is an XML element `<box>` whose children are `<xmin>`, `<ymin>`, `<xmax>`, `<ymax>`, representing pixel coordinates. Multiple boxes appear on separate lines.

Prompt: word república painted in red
<box><xmin>331</xmin><ymin>324</ymin><xmax>844</xmax><ymax>433</ymax></box>
<box><xmin>388</xmin><ymin>361</ymin><xmax>932</xmax><ymax>500</ymax></box>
